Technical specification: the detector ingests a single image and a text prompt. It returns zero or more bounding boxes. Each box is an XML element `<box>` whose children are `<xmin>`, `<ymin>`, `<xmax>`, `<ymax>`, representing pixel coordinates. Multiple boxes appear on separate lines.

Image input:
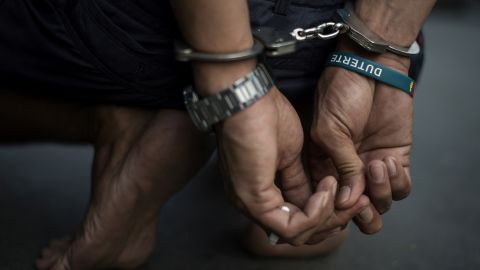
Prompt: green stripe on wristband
<box><xmin>326</xmin><ymin>51</ymin><xmax>415</xmax><ymax>96</ymax></box>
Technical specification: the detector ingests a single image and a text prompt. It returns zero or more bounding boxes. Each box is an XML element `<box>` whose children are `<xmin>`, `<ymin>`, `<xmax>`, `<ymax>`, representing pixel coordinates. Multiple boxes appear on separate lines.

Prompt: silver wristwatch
<box><xmin>183</xmin><ymin>64</ymin><xmax>273</xmax><ymax>132</ymax></box>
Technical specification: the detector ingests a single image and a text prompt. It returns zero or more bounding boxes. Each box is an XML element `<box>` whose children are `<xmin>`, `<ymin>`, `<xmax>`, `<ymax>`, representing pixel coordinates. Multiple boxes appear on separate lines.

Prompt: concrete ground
<box><xmin>1</xmin><ymin>3</ymin><xmax>480</xmax><ymax>270</ymax></box>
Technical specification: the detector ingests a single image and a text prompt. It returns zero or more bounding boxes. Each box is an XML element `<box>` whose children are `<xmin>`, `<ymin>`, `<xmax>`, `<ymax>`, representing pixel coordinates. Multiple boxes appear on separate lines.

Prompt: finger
<box><xmin>353</xmin><ymin>202</ymin><xmax>383</xmax><ymax>234</ymax></box>
<box><xmin>366</xmin><ymin>160</ymin><xmax>392</xmax><ymax>214</ymax></box>
<box><xmin>334</xmin><ymin>194</ymin><xmax>371</xmax><ymax>223</ymax></box>
<box><xmin>385</xmin><ymin>157</ymin><xmax>412</xmax><ymax>200</ymax></box>
<box><xmin>287</xmin><ymin>176</ymin><xmax>337</xmax><ymax>246</ymax></box>
<box><xmin>305</xmin><ymin>226</ymin><xmax>344</xmax><ymax>245</ymax></box>
<box><xmin>306</xmin><ymin>194</ymin><xmax>370</xmax><ymax>245</ymax></box>
<box><xmin>305</xmin><ymin>141</ymin><xmax>338</xmax><ymax>186</ymax></box>
<box><xmin>232</xmin><ymin>170</ymin><xmax>316</xmax><ymax>247</ymax></box>
<box><xmin>280</xmin><ymin>155</ymin><xmax>313</xmax><ymax>208</ymax></box>
<box><xmin>311</xmin><ymin>129</ymin><xmax>365</xmax><ymax>209</ymax></box>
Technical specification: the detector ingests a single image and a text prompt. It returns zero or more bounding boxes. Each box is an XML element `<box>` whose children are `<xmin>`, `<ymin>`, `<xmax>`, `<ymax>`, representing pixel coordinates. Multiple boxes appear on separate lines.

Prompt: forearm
<box><xmin>336</xmin><ymin>0</ymin><xmax>436</xmax><ymax>73</ymax></box>
<box><xmin>169</xmin><ymin>0</ymin><xmax>256</xmax><ymax>95</ymax></box>
<box><xmin>355</xmin><ymin>0</ymin><xmax>436</xmax><ymax>47</ymax></box>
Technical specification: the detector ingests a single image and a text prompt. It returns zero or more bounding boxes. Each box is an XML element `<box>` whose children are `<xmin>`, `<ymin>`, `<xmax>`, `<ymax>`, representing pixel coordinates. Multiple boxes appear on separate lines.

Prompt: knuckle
<box><xmin>336</xmin><ymin>160</ymin><xmax>364</xmax><ymax>178</ymax></box>
<box><xmin>357</xmin><ymin>195</ymin><xmax>371</xmax><ymax>208</ymax></box>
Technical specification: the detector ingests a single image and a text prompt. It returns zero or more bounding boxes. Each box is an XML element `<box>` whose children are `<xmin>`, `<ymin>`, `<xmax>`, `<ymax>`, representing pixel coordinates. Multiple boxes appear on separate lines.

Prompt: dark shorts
<box><xmin>0</xmin><ymin>0</ymin><xmax>423</xmax><ymax>109</ymax></box>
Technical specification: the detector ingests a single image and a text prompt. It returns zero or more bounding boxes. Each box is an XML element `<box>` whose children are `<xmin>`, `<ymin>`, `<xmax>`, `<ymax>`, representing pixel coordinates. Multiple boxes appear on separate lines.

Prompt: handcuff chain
<box><xmin>290</xmin><ymin>22</ymin><xmax>349</xmax><ymax>41</ymax></box>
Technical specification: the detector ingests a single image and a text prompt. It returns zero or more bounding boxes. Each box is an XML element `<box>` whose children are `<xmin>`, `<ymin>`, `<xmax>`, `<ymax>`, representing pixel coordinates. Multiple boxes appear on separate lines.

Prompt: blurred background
<box><xmin>1</xmin><ymin>1</ymin><xmax>479</xmax><ymax>269</ymax></box>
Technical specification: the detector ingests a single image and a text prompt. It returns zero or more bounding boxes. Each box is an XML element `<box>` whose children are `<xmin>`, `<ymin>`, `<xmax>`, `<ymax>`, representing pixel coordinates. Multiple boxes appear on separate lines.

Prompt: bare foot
<box><xmin>35</xmin><ymin>108</ymin><xmax>213</xmax><ymax>269</ymax></box>
<box><xmin>242</xmin><ymin>223</ymin><xmax>348</xmax><ymax>257</ymax></box>
<box><xmin>36</xmin><ymin>238</ymin><xmax>72</xmax><ymax>270</ymax></box>
<box><xmin>36</xmin><ymin>220</ymin><xmax>158</xmax><ymax>270</ymax></box>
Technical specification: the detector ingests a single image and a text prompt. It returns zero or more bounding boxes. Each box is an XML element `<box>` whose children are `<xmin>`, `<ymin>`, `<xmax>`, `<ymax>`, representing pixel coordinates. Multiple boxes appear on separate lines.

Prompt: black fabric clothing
<box><xmin>0</xmin><ymin>0</ymin><xmax>423</xmax><ymax>108</ymax></box>
<box><xmin>0</xmin><ymin>0</ymin><xmax>186</xmax><ymax>108</ymax></box>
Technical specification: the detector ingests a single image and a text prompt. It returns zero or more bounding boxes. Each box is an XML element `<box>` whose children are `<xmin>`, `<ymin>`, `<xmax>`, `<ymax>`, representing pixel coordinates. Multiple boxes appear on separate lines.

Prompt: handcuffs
<box><xmin>179</xmin><ymin>3</ymin><xmax>420</xmax><ymax>132</ymax></box>
<box><xmin>176</xmin><ymin>3</ymin><xmax>420</xmax><ymax>62</ymax></box>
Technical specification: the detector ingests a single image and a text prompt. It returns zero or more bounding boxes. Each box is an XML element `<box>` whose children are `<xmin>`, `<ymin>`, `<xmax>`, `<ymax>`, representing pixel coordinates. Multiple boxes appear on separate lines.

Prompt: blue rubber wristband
<box><xmin>326</xmin><ymin>51</ymin><xmax>415</xmax><ymax>96</ymax></box>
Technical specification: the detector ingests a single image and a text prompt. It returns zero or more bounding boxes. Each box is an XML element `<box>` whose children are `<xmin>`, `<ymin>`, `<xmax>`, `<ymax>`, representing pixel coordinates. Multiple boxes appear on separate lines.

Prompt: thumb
<box><xmin>280</xmin><ymin>155</ymin><xmax>312</xmax><ymax>209</ymax></box>
<box><xmin>311</xmin><ymin>130</ymin><xmax>365</xmax><ymax>209</ymax></box>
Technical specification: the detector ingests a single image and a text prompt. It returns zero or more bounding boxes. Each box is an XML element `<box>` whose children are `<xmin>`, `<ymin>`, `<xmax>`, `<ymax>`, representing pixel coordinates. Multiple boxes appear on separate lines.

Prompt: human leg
<box><xmin>35</xmin><ymin>104</ymin><xmax>213</xmax><ymax>269</ymax></box>
<box><xmin>0</xmin><ymin>89</ymin><xmax>213</xmax><ymax>269</ymax></box>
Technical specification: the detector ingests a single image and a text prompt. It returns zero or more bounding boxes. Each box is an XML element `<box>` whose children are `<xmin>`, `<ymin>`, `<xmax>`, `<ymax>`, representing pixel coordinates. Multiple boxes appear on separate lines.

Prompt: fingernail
<box><xmin>319</xmin><ymin>191</ymin><xmax>329</xmax><ymax>208</ymax></box>
<box><xmin>332</xmin><ymin>181</ymin><xmax>338</xmax><ymax>196</ymax></box>
<box><xmin>268</xmin><ymin>206</ymin><xmax>291</xmax><ymax>245</ymax></box>
<box><xmin>357</xmin><ymin>207</ymin><xmax>373</xmax><ymax>223</ymax></box>
<box><xmin>386</xmin><ymin>158</ymin><xmax>397</xmax><ymax>178</ymax></box>
<box><xmin>269</xmin><ymin>233</ymin><xmax>280</xmax><ymax>245</ymax></box>
<box><xmin>370</xmin><ymin>163</ymin><xmax>385</xmax><ymax>184</ymax></box>
<box><xmin>337</xmin><ymin>186</ymin><xmax>351</xmax><ymax>204</ymax></box>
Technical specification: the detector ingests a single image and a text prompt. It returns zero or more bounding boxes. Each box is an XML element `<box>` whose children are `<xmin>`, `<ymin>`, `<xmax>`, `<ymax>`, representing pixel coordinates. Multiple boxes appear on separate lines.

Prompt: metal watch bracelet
<box><xmin>183</xmin><ymin>64</ymin><xmax>274</xmax><ymax>132</ymax></box>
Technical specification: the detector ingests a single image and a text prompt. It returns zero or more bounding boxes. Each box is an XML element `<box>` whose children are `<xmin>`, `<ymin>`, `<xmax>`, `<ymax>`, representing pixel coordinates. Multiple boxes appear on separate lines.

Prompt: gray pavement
<box><xmin>1</xmin><ymin>3</ymin><xmax>480</xmax><ymax>270</ymax></box>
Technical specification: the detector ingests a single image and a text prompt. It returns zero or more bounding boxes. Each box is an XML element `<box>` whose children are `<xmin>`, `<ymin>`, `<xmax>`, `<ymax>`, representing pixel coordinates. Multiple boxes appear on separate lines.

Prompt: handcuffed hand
<box><xmin>310</xmin><ymin>43</ymin><xmax>413</xmax><ymax>233</ymax></box>
<box><xmin>217</xmin><ymin>86</ymin><xmax>370</xmax><ymax>245</ymax></box>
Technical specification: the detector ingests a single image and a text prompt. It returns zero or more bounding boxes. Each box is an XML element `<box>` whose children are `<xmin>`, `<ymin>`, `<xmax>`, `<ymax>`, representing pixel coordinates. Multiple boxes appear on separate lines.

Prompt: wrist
<box><xmin>354</xmin><ymin>0</ymin><xmax>435</xmax><ymax>47</ymax></box>
<box><xmin>193</xmin><ymin>58</ymin><xmax>257</xmax><ymax>96</ymax></box>
<box><xmin>185</xmin><ymin>63</ymin><xmax>274</xmax><ymax>132</ymax></box>
<box><xmin>336</xmin><ymin>37</ymin><xmax>410</xmax><ymax>75</ymax></box>
<box><xmin>217</xmin><ymin>86</ymin><xmax>278</xmax><ymax>131</ymax></box>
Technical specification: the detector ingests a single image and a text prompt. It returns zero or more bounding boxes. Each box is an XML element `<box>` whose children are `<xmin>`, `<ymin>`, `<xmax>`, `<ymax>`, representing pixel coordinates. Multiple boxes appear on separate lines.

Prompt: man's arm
<box><xmin>310</xmin><ymin>0</ymin><xmax>436</xmax><ymax>231</ymax></box>
<box><xmin>355</xmin><ymin>0</ymin><xmax>436</xmax><ymax>47</ymax></box>
<box><xmin>169</xmin><ymin>0</ymin><xmax>365</xmax><ymax>245</ymax></box>
<box><xmin>170</xmin><ymin>0</ymin><xmax>257</xmax><ymax>96</ymax></box>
